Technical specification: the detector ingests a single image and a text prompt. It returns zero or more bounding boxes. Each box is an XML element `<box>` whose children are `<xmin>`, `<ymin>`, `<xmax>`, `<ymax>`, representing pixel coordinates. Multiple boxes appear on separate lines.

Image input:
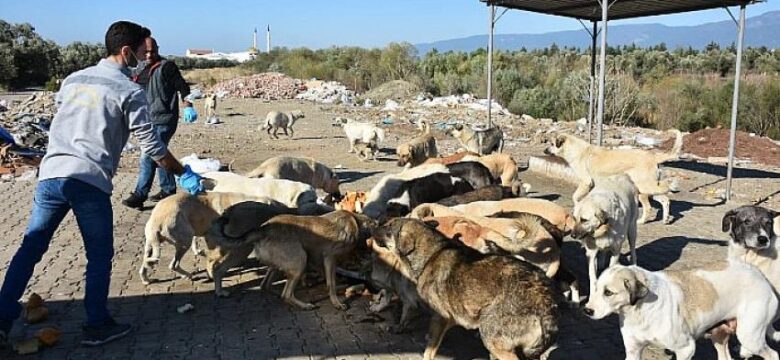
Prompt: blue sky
<box><xmin>2</xmin><ymin>0</ymin><xmax>780</xmax><ymax>56</ymax></box>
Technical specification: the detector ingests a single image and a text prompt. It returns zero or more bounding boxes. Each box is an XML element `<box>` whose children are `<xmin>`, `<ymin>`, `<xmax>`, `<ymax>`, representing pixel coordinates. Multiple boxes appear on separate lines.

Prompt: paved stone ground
<box><xmin>0</xmin><ymin>168</ymin><xmax>766</xmax><ymax>360</ymax></box>
<box><xmin>0</xmin><ymin>97</ymin><xmax>777</xmax><ymax>359</ymax></box>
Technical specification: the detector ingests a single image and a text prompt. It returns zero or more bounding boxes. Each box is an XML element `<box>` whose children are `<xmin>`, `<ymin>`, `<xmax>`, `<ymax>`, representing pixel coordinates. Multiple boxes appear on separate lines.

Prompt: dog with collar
<box><xmin>584</xmin><ymin>262</ymin><xmax>779</xmax><ymax>360</ymax></box>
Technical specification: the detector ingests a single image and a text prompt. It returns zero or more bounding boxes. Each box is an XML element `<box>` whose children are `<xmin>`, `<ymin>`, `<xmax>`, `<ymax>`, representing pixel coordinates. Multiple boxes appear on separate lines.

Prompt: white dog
<box><xmin>204</xmin><ymin>93</ymin><xmax>217</xmax><ymax>118</ymax></box>
<box><xmin>571</xmin><ymin>174</ymin><xmax>639</xmax><ymax>299</ymax></box>
<box><xmin>584</xmin><ymin>262</ymin><xmax>779</xmax><ymax>360</ymax></box>
<box><xmin>334</xmin><ymin>117</ymin><xmax>385</xmax><ymax>156</ymax></box>
<box><xmin>202</xmin><ymin>171</ymin><xmax>331</xmax><ymax>214</ymax></box>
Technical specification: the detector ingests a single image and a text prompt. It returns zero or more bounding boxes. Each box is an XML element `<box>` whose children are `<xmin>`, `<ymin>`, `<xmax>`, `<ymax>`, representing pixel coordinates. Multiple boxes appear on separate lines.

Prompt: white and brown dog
<box><xmin>571</xmin><ymin>174</ymin><xmax>639</xmax><ymax>299</ymax></box>
<box><xmin>584</xmin><ymin>262</ymin><xmax>779</xmax><ymax>360</ymax></box>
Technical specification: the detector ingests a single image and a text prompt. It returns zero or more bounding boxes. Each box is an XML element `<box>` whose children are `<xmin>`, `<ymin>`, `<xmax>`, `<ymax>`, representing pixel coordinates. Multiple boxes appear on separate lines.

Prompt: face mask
<box><xmin>124</xmin><ymin>49</ymin><xmax>148</xmax><ymax>77</ymax></box>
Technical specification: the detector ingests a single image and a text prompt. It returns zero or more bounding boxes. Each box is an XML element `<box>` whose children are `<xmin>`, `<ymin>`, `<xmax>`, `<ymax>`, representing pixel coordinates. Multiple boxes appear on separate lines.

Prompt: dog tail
<box><xmin>655</xmin><ymin>129</ymin><xmax>683</xmax><ymax>163</ymax></box>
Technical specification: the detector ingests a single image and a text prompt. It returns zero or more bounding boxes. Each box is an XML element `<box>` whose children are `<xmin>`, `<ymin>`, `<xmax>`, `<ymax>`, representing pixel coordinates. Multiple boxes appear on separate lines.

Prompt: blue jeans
<box><xmin>133</xmin><ymin>123</ymin><xmax>176</xmax><ymax>198</ymax></box>
<box><xmin>0</xmin><ymin>178</ymin><xmax>114</xmax><ymax>332</ymax></box>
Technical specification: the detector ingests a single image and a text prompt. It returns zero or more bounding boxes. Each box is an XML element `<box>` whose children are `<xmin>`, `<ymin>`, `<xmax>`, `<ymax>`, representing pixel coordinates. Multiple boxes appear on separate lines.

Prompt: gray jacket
<box><xmin>135</xmin><ymin>58</ymin><xmax>190</xmax><ymax>125</ymax></box>
<box><xmin>38</xmin><ymin>59</ymin><xmax>168</xmax><ymax>194</ymax></box>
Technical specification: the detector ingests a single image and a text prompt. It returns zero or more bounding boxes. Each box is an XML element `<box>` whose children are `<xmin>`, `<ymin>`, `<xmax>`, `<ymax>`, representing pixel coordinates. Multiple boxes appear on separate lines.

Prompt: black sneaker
<box><xmin>149</xmin><ymin>190</ymin><xmax>175</xmax><ymax>202</ymax></box>
<box><xmin>81</xmin><ymin>319</ymin><xmax>132</xmax><ymax>347</ymax></box>
<box><xmin>121</xmin><ymin>193</ymin><xmax>146</xmax><ymax>209</ymax></box>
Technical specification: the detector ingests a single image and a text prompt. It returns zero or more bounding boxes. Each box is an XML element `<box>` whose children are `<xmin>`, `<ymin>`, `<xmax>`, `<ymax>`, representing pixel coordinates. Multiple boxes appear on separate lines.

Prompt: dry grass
<box><xmin>182</xmin><ymin>67</ymin><xmax>253</xmax><ymax>88</ymax></box>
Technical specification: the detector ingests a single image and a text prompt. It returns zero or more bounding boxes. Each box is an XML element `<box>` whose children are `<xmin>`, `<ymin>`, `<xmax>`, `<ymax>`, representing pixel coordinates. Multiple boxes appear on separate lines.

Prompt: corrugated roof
<box><xmin>482</xmin><ymin>0</ymin><xmax>759</xmax><ymax>21</ymax></box>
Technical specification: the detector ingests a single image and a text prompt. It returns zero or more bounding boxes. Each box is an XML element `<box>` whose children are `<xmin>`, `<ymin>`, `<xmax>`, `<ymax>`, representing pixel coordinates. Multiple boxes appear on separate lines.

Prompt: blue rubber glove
<box><xmin>177</xmin><ymin>165</ymin><xmax>204</xmax><ymax>194</ymax></box>
<box><xmin>183</xmin><ymin>107</ymin><xmax>198</xmax><ymax>123</ymax></box>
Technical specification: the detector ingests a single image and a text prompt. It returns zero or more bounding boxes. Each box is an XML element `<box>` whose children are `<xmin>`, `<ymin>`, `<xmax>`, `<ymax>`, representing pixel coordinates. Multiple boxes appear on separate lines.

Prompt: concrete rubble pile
<box><xmin>296</xmin><ymin>80</ymin><xmax>355</xmax><ymax>104</ymax></box>
<box><xmin>210</xmin><ymin>72</ymin><xmax>304</xmax><ymax>100</ymax></box>
<box><xmin>0</xmin><ymin>92</ymin><xmax>54</xmax><ymax>181</ymax></box>
<box><xmin>416</xmin><ymin>93</ymin><xmax>511</xmax><ymax>115</ymax></box>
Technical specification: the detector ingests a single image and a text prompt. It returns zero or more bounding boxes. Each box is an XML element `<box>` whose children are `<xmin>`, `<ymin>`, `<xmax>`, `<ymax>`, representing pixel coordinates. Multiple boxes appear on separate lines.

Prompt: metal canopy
<box><xmin>482</xmin><ymin>0</ymin><xmax>755</xmax><ymax>21</ymax></box>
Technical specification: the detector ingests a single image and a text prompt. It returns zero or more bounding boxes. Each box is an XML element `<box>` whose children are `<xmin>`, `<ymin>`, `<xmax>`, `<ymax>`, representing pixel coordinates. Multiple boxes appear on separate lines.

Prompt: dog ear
<box><xmin>554</xmin><ymin>135</ymin><xmax>566</xmax><ymax>148</ymax></box>
<box><xmin>423</xmin><ymin>219</ymin><xmax>440</xmax><ymax>229</ymax></box>
<box><xmin>722</xmin><ymin>210</ymin><xmax>736</xmax><ymax>233</ymax></box>
<box><xmin>332</xmin><ymin>211</ymin><xmax>360</xmax><ymax>243</ymax></box>
<box><xmin>592</xmin><ymin>210</ymin><xmax>610</xmax><ymax>238</ymax></box>
<box><xmin>201</xmin><ymin>178</ymin><xmax>216</xmax><ymax>191</ymax></box>
<box><xmin>625</xmin><ymin>276</ymin><xmax>648</xmax><ymax>306</ymax></box>
<box><xmin>395</xmin><ymin>223</ymin><xmax>416</xmax><ymax>256</ymax></box>
<box><xmin>454</xmin><ymin>124</ymin><xmax>463</xmax><ymax>131</ymax></box>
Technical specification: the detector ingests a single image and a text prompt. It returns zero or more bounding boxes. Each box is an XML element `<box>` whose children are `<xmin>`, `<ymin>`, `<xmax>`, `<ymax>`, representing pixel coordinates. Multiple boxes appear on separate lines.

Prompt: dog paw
<box><xmin>636</xmin><ymin>218</ymin><xmax>647</xmax><ymax>225</ymax></box>
<box><xmin>333</xmin><ymin>302</ymin><xmax>349</xmax><ymax>311</ymax></box>
<box><xmin>662</xmin><ymin>217</ymin><xmax>673</xmax><ymax>225</ymax></box>
<box><xmin>300</xmin><ymin>303</ymin><xmax>318</xmax><ymax>311</ymax></box>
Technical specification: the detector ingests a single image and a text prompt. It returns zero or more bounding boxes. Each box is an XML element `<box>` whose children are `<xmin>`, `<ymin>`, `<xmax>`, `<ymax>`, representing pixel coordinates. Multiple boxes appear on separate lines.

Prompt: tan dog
<box><xmin>245</xmin><ymin>156</ymin><xmax>341</xmax><ymax>197</ymax></box>
<box><xmin>396</xmin><ymin>121</ymin><xmax>437</xmax><ymax>168</ymax></box>
<box><xmin>139</xmin><ymin>192</ymin><xmax>282</xmax><ymax>285</ymax></box>
<box><xmin>335</xmin><ymin>191</ymin><xmax>367</xmax><ymax>213</ymax></box>
<box><xmin>423</xmin><ymin>214</ymin><xmax>561</xmax><ymax>278</ymax></box>
<box><xmin>545</xmin><ymin>129</ymin><xmax>682</xmax><ymax>224</ymax></box>
<box><xmin>422</xmin><ymin>151</ymin><xmax>479</xmax><ymax>165</ymax></box>
<box><xmin>261</xmin><ymin>110</ymin><xmax>304</xmax><ymax>139</ymax></box>
<box><xmin>204</xmin><ymin>93</ymin><xmax>217</xmax><ymax>118</ymax></box>
<box><xmin>451</xmin><ymin>198</ymin><xmax>576</xmax><ymax>235</ymax></box>
<box><xmin>463</xmin><ymin>153</ymin><xmax>519</xmax><ymax>186</ymax></box>
<box><xmin>202</xmin><ymin>171</ymin><xmax>330</xmax><ymax>214</ymax></box>
<box><xmin>211</xmin><ymin>210</ymin><xmax>377</xmax><ymax>310</ymax></box>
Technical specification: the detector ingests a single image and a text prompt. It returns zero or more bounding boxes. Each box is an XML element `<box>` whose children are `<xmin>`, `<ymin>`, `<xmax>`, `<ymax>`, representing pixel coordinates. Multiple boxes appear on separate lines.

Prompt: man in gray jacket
<box><xmin>122</xmin><ymin>37</ymin><xmax>195</xmax><ymax>209</ymax></box>
<box><xmin>0</xmin><ymin>21</ymin><xmax>203</xmax><ymax>347</ymax></box>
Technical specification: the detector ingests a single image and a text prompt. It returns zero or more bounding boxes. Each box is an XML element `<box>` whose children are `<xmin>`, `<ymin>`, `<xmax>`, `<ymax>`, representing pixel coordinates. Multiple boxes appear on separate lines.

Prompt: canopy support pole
<box><xmin>487</xmin><ymin>4</ymin><xmax>495</xmax><ymax>127</ymax></box>
<box><xmin>595</xmin><ymin>0</ymin><xmax>610</xmax><ymax>146</ymax></box>
<box><xmin>588</xmin><ymin>21</ymin><xmax>598</xmax><ymax>143</ymax></box>
<box><xmin>726</xmin><ymin>4</ymin><xmax>747</xmax><ymax>202</ymax></box>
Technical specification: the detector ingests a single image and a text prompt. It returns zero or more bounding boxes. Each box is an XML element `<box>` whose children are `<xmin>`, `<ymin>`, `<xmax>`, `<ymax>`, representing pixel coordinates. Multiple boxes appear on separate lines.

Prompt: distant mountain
<box><xmin>415</xmin><ymin>10</ymin><xmax>780</xmax><ymax>53</ymax></box>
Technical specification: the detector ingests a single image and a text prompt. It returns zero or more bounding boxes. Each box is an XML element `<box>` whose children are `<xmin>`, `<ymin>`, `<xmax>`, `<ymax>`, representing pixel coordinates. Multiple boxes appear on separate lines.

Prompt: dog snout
<box><xmin>543</xmin><ymin>147</ymin><xmax>552</xmax><ymax>155</ymax></box>
<box><xmin>582</xmin><ymin>307</ymin><xmax>594</xmax><ymax>317</ymax></box>
<box><xmin>758</xmin><ymin>235</ymin><xmax>769</xmax><ymax>246</ymax></box>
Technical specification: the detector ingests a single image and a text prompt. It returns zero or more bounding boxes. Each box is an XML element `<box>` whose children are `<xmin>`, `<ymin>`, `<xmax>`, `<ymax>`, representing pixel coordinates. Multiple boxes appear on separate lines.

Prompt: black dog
<box><xmin>386</xmin><ymin>173</ymin><xmax>473</xmax><ymax>217</ymax></box>
<box><xmin>445</xmin><ymin>161</ymin><xmax>495</xmax><ymax>189</ymax></box>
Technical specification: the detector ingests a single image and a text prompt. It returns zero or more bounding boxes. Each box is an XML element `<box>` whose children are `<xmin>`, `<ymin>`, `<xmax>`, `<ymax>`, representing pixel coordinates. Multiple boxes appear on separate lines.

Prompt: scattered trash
<box><xmin>363</xmin><ymin>99</ymin><xmax>374</xmax><ymax>108</ymax></box>
<box><xmin>381</xmin><ymin>118</ymin><xmax>394</xmax><ymax>125</ymax></box>
<box><xmin>183</xmin><ymin>88</ymin><xmax>203</xmax><ymax>103</ymax></box>
<box><xmin>344</xmin><ymin>284</ymin><xmax>365</xmax><ymax>298</ymax></box>
<box><xmin>382</xmin><ymin>100</ymin><xmax>400</xmax><ymax>111</ymax></box>
<box><xmin>333</xmin><ymin>164</ymin><xmax>345</xmax><ymax>169</ymax></box>
<box><xmin>634</xmin><ymin>134</ymin><xmax>660</xmax><ymax>147</ymax></box>
<box><xmin>205</xmin><ymin>117</ymin><xmax>223</xmax><ymax>125</ymax></box>
<box><xmin>369</xmin><ymin>289</ymin><xmax>392</xmax><ymax>313</ymax></box>
<box><xmin>24</xmin><ymin>293</ymin><xmax>48</xmax><ymax>324</ymax></box>
<box><xmin>177</xmin><ymin>303</ymin><xmax>194</xmax><ymax>314</ymax></box>
<box><xmin>180</xmin><ymin>153</ymin><xmax>221</xmax><ymax>174</ymax></box>
<box><xmin>16</xmin><ymin>169</ymin><xmax>37</xmax><ymax>181</ymax></box>
<box><xmin>296</xmin><ymin>80</ymin><xmax>355</xmax><ymax>104</ymax></box>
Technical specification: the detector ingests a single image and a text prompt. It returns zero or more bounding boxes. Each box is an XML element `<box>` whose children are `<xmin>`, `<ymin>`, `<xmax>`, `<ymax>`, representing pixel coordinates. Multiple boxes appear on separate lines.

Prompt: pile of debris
<box><xmin>296</xmin><ymin>80</ymin><xmax>355</xmax><ymax>104</ymax></box>
<box><xmin>416</xmin><ymin>93</ymin><xmax>511</xmax><ymax>115</ymax></box>
<box><xmin>0</xmin><ymin>92</ymin><xmax>54</xmax><ymax>180</ymax></box>
<box><xmin>661</xmin><ymin>127</ymin><xmax>780</xmax><ymax>168</ymax></box>
<box><xmin>210</xmin><ymin>72</ymin><xmax>304</xmax><ymax>100</ymax></box>
<box><xmin>361</xmin><ymin>80</ymin><xmax>418</xmax><ymax>103</ymax></box>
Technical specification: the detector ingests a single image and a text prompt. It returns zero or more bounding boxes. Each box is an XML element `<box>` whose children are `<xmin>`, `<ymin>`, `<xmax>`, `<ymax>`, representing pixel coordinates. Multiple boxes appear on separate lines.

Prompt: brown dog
<box><xmin>211</xmin><ymin>210</ymin><xmax>377</xmax><ymax>310</ymax></box>
<box><xmin>139</xmin><ymin>192</ymin><xmax>284</xmax><ymax>285</ymax></box>
<box><xmin>452</xmin><ymin>198</ymin><xmax>576</xmax><ymax>235</ymax></box>
<box><xmin>396</xmin><ymin>122</ymin><xmax>438</xmax><ymax>168</ymax></box>
<box><xmin>423</xmin><ymin>151</ymin><xmax>480</xmax><ymax>165</ymax></box>
<box><xmin>334</xmin><ymin>190</ymin><xmax>368</xmax><ymax>213</ymax></box>
<box><xmin>463</xmin><ymin>153</ymin><xmax>519</xmax><ymax>187</ymax></box>
<box><xmin>370</xmin><ymin>218</ymin><xmax>560</xmax><ymax>360</ymax></box>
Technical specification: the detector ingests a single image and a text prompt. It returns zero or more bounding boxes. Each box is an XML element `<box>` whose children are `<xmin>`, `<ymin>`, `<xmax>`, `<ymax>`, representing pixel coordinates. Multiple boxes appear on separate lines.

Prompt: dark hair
<box><xmin>104</xmin><ymin>21</ymin><xmax>151</xmax><ymax>56</ymax></box>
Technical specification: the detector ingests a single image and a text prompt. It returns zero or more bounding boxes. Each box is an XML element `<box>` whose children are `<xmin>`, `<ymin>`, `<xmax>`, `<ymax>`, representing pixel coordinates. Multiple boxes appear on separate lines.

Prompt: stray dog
<box><xmin>362</xmin><ymin>163</ymin><xmax>449</xmax><ymax>219</ymax></box>
<box><xmin>396</xmin><ymin>122</ymin><xmax>437</xmax><ymax>168</ymax></box>
<box><xmin>445</xmin><ymin>161</ymin><xmax>495</xmax><ymax>189</ymax></box>
<box><xmin>139</xmin><ymin>192</ymin><xmax>283</xmax><ymax>284</ymax></box>
<box><xmin>353</xmin><ymin>141</ymin><xmax>378</xmax><ymax>161</ymax></box>
<box><xmin>202</xmin><ymin>171</ymin><xmax>331</xmax><ymax>215</ymax></box>
<box><xmin>571</xmin><ymin>174</ymin><xmax>639</xmax><ymax>299</ymax></box>
<box><xmin>203</xmin><ymin>201</ymin><xmax>294</xmax><ymax>297</ymax></box>
<box><xmin>212</xmin><ymin>210</ymin><xmax>377</xmax><ymax>310</ymax></box>
<box><xmin>245</xmin><ymin>156</ymin><xmax>341</xmax><ymax>198</ymax></box>
<box><xmin>584</xmin><ymin>262</ymin><xmax>779</xmax><ymax>360</ymax></box>
<box><xmin>335</xmin><ymin>191</ymin><xmax>368</xmax><ymax>213</ymax></box>
<box><xmin>423</xmin><ymin>151</ymin><xmax>480</xmax><ymax>165</ymax></box>
<box><xmin>436</xmin><ymin>184</ymin><xmax>521</xmax><ymax>207</ymax></box>
<box><xmin>462</xmin><ymin>153</ymin><xmax>519</xmax><ymax>186</ymax></box>
<box><xmin>385</xmin><ymin>172</ymin><xmax>473</xmax><ymax>218</ymax></box>
<box><xmin>721</xmin><ymin>206</ymin><xmax>780</xmax><ymax>341</ymax></box>
<box><xmin>544</xmin><ymin>129</ymin><xmax>682</xmax><ymax>224</ymax></box>
<box><xmin>261</xmin><ymin>110</ymin><xmax>304</xmax><ymax>139</ymax></box>
<box><xmin>334</xmin><ymin>117</ymin><xmax>386</xmax><ymax>156</ymax></box>
<box><xmin>370</xmin><ymin>218</ymin><xmax>560</xmax><ymax>360</ymax></box>
<box><xmin>451</xmin><ymin>198</ymin><xmax>576</xmax><ymax>235</ymax></box>
<box><xmin>204</xmin><ymin>93</ymin><xmax>217</xmax><ymax>118</ymax></box>
<box><xmin>447</xmin><ymin>123</ymin><xmax>504</xmax><ymax>155</ymax></box>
